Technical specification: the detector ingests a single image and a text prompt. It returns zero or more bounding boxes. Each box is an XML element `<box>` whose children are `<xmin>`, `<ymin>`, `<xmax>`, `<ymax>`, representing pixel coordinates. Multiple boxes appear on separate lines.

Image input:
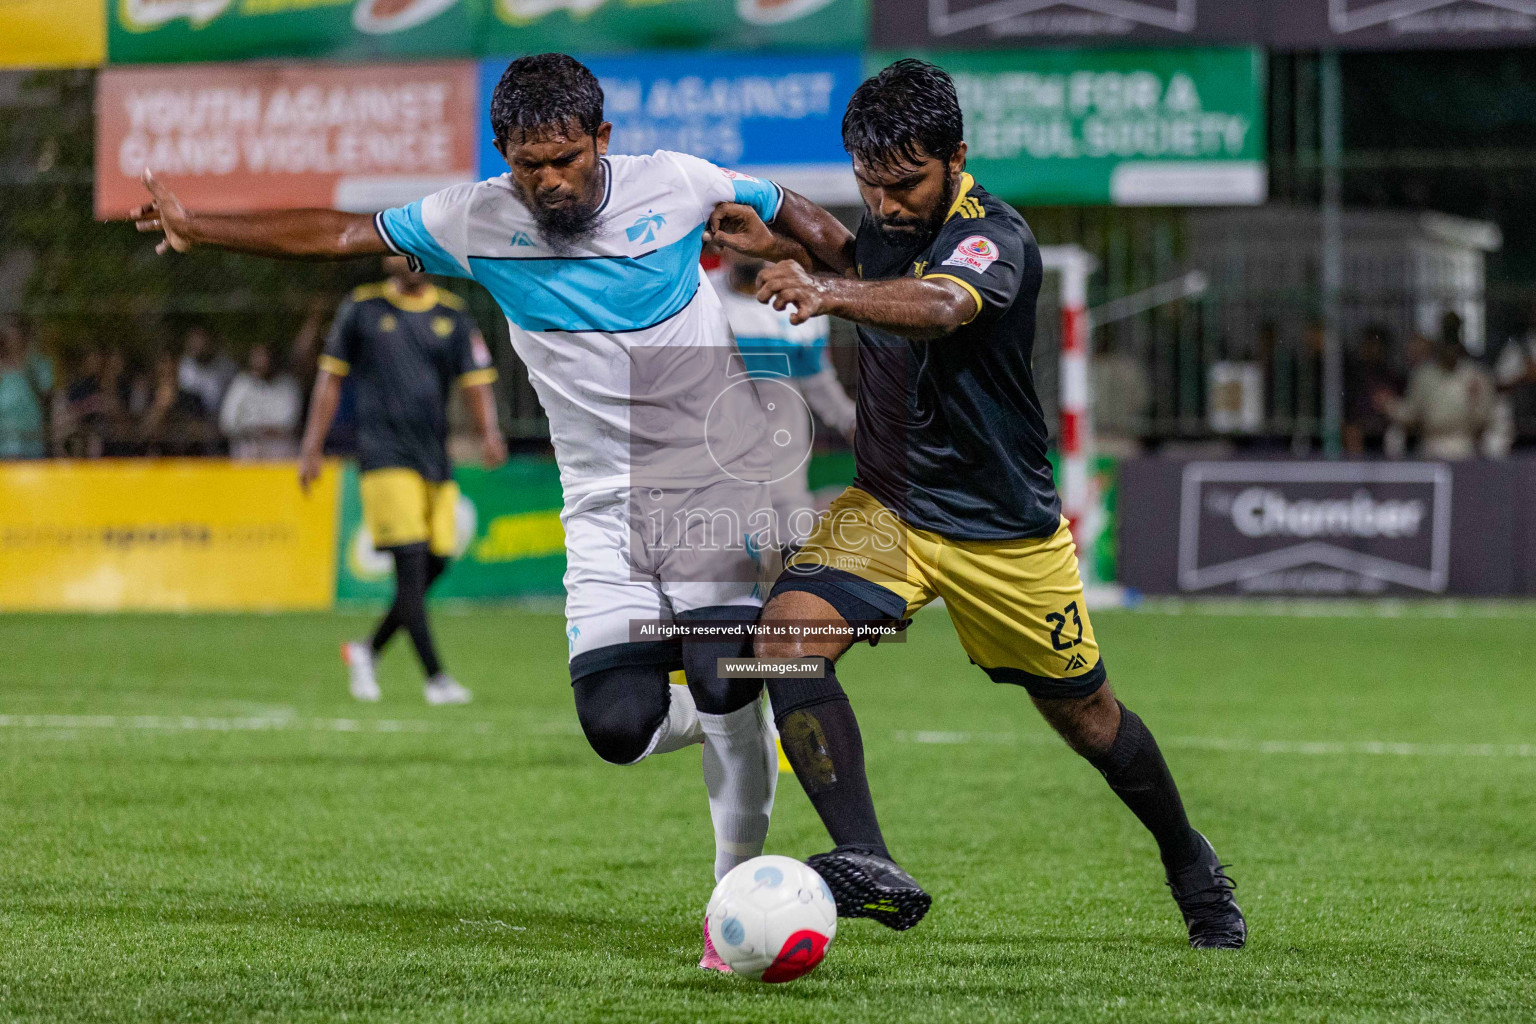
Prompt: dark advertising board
<box><xmin>872</xmin><ymin>0</ymin><xmax>1266</xmax><ymax>48</ymax></box>
<box><xmin>1119</xmin><ymin>459</ymin><xmax>1536</xmax><ymax>596</ymax></box>
<box><xmin>1269</xmin><ymin>1</ymin><xmax>1536</xmax><ymax>51</ymax></box>
<box><xmin>873</xmin><ymin>1</ymin><xmax>1536</xmax><ymax>50</ymax></box>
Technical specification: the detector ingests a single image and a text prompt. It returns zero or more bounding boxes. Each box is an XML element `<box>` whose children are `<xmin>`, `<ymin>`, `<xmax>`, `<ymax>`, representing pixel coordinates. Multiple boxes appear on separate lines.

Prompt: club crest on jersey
<box><xmin>626</xmin><ymin>212</ymin><xmax>667</xmax><ymax>244</ymax></box>
<box><xmin>942</xmin><ymin>235</ymin><xmax>999</xmax><ymax>274</ymax></box>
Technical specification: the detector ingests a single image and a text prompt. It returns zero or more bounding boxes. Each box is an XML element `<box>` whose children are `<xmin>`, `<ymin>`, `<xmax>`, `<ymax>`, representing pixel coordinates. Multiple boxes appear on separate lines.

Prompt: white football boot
<box><xmin>425</xmin><ymin>674</ymin><xmax>472</xmax><ymax>706</ymax></box>
<box><xmin>342</xmin><ymin>642</ymin><xmax>380</xmax><ymax>702</ymax></box>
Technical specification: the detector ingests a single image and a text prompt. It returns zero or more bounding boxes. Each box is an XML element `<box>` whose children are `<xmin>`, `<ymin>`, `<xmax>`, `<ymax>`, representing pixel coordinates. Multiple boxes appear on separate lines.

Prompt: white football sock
<box><xmin>699</xmin><ymin>696</ymin><xmax>778</xmax><ymax>881</ymax></box>
<box><xmin>634</xmin><ymin>683</ymin><xmax>704</xmax><ymax>761</ymax></box>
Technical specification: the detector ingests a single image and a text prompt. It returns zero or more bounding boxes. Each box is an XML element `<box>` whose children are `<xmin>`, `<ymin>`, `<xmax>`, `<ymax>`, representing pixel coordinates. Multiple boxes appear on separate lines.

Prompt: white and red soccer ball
<box><xmin>705</xmin><ymin>855</ymin><xmax>838</xmax><ymax>982</ymax></box>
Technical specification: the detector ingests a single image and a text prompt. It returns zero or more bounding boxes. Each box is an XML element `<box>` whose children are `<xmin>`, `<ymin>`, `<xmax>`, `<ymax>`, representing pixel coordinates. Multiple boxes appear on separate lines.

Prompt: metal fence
<box><xmin>6</xmin><ymin>67</ymin><xmax>1535</xmax><ymax>459</ymax></box>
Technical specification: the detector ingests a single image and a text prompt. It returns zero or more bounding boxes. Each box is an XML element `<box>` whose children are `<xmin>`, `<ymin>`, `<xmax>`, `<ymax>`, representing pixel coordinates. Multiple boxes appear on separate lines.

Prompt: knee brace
<box><xmin>677</xmin><ymin>606</ymin><xmax>762</xmax><ymax>716</ymax></box>
<box><xmin>571</xmin><ymin>664</ymin><xmax>673</xmax><ymax>765</ymax></box>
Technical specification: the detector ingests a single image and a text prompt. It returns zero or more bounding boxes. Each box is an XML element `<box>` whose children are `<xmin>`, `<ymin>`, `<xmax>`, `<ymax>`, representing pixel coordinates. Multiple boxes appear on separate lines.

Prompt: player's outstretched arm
<box><xmin>708</xmin><ymin>190</ymin><xmax>855</xmax><ymax>276</ymax></box>
<box><xmin>130</xmin><ymin>170</ymin><xmax>387</xmax><ymax>260</ymax></box>
<box><xmin>755</xmin><ymin>260</ymin><xmax>975</xmax><ymax>342</ymax></box>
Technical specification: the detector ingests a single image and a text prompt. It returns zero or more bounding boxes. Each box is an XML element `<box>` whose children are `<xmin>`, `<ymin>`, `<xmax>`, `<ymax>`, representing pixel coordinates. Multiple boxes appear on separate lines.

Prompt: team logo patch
<box><xmin>432</xmin><ymin>316</ymin><xmax>454</xmax><ymax>338</ymax></box>
<box><xmin>942</xmin><ymin>235</ymin><xmax>1000</xmax><ymax>274</ymax></box>
<box><xmin>626</xmin><ymin>212</ymin><xmax>667</xmax><ymax>244</ymax></box>
<box><xmin>720</xmin><ymin>168</ymin><xmax>761</xmax><ymax>183</ymax></box>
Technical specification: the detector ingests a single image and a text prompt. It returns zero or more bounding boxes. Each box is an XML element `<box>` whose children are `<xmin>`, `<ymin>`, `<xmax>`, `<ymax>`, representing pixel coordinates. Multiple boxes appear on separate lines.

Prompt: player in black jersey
<box><xmin>708</xmin><ymin>59</ymin><xmax>1245</xmax><ymax>948</ymax></box>
<box><xmin>299</xmin><ymin>257</ymin><xmax>508</xmax><ymax>706</ymax></box>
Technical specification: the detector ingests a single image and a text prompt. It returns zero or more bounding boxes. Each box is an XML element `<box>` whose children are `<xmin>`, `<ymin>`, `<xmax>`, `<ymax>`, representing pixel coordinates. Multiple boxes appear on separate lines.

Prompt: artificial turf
<box><xmin>0</xmin><ymin>605</ymin><xmax>1531</xmax><ymax>1023</ymax></box>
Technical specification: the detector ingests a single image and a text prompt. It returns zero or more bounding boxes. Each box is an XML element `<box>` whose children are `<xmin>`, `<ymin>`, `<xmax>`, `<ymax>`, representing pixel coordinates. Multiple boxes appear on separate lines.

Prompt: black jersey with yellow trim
<box><xmin>322</xmin><ymin>280</ymin><xmax>495</xmax><ymax>482</ymax></box>
<box><xmin>850</xmin><ymin>173</ymin><xmax>1059</xmax><ymax>541</ymax></box>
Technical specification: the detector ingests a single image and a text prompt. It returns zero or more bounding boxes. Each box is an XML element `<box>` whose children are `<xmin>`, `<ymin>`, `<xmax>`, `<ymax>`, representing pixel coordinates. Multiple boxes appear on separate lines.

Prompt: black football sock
<box><xmin>382</xmin><ymin>544</ymin><xmax>444</xmax><ymax>679</ymax></box>
<box><xmin>768</xmin><ymin>661</ymin><xmax>890</xmax><ymax>861</ymax></box>
<box><xmin>371</xmin><ymin>552</ymin><xmax>449</xmax><ymax>655</ymax></box>
<box><xmin>1087</xmin><ymin>701</ymin><xmax>1202</xmax><ymax>874</ymax></box>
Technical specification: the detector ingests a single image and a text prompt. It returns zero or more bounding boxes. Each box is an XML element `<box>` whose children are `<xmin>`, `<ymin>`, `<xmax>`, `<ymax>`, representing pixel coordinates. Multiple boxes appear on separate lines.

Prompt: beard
<box><xmin>512</xmin><ymin>172</ymin><xmax>606</xmax><ymax>255</ymax></box>
<box><xmin>871</xmin><ymin>172</ymin><xmax>957</xmax><ymax>249</ymax></box>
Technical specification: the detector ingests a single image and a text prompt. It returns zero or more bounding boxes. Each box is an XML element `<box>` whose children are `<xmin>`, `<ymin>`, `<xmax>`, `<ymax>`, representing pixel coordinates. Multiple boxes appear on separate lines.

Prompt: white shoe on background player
<box><xmin>342</xmin><ymin>642</ymin><xmax>380</xmax><ymax>702</ymax></box>
<box><xmin>425</xmin><ymin>674</ymin><xmax>472</xmax><ymax>706</ymax></box>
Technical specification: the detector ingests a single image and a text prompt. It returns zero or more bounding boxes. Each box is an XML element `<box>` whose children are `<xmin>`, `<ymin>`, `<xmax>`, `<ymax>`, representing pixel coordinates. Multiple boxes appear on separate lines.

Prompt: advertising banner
<box><xmin>1270</xmin><ymin>1</ymin><xmax>1536</xmax><ymax>51</ymax></box>
<box><xmin>1119</xmin><ymin>458</ymin><xmax>1536</xmax><ymax>596</ymax></box>
<box><xmin>94</xmin><ymin>60</ymin><xmax>479</xmax><ymax>218</ymax></box>
<box><xmin>0</xmin><ymin>460</ymin><xmax>340</xmax><ymax>611</ymax></box>
<box><xmin>107</xmin><ymin>0</ymin><xmax>866</xmax><ymax>64</ymax></box>
<box><xmin>873</xmin><ymin>0</ymin><xmax>1263</xmax><ymax>49</ymax></box>
<box><xmin>477</xmin><ymin>52</ymin><xmax>862</xmax><ymax>202</ymax></box>
<box><xmin>0</xmin><ymin>0</ymin><xmax>105</xmax><ymax>68</ymax></box>
<box><xmin>880</xmin><ymin>48</ymin><xmax>1265</xmax><ymax>207</ymax></box>
<box><xmin>480</xmin><ymin>0</ymin><xmax>867</xmax><ymax>52</ymax></box>
<box><xmin>108</xmin><ymin>0</ymin><xmax>479</xmax><ymax>65</ymax></box>
<box><xmin>335</xmin><ymin>459</ymin><xmax>567</xmax><ymax>603</ymax></box>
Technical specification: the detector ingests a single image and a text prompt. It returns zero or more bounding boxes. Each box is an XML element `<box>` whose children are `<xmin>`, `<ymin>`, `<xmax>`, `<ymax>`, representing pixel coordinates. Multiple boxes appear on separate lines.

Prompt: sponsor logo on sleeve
<box><xmin>720</xmin><ymin>168</ymin><xmax>762</xmax><ymax>183</ymax></box>
<box><xmin>941</xmin><ymin>235</ymin><xmax>999</xmax><ymax>274</ymax></box>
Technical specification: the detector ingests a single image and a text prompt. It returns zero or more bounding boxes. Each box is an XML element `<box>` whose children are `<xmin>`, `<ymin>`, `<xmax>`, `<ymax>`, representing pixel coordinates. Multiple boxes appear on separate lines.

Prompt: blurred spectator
<box><xmin>1342</xmin><ymin>324</ymin><xmax>1404</xmax><ymax>456</ymax></box>
<box><xmin>143</xmin><ymin>351</ymin><xmax>219</xmax><ymax>456</ymax></box>
<box><xmin>0</xmin><ymin>319</ymin><xmax>53</xmax><ymax>458</ymax></box>
<box><xmin>1494</xmin><ymin>303</ymin><xmax>1536</xmax><ymax>446</ymax></box>
<box><xmin>220</xmin><ymin>343</ymin><xmax>301</xmax><ymax>460</ymax></box>
<box><xmin>177</xmin><ymin>326</ymin><xmax>237</xmax><ymax>418</ymax></box>
<box><xmin>1384</xmin><ymin>329</ymin><xmax>1497</xmax><ymax>460</ymax></box>
<box><xmin>57</xmin><ymin>348</ymin><xmax>129</xmax><ymax>457</ymax></box>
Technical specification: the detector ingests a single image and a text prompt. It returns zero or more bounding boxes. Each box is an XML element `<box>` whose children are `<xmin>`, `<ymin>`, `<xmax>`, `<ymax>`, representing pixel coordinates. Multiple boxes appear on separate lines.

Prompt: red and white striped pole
<box><xmin>1055</xmin><ymin>248</ymin><xmax>1094</xmax><ymax>583</ymax></box>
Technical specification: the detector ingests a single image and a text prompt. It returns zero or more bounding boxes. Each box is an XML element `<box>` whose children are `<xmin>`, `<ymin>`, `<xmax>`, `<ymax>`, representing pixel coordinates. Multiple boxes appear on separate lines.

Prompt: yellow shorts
<box><xmin>783</xmin><ymin>486</ymin><xmax>1104</xmax><ymax>699</ymax></box>
<box><xmin>359</xmin><ymin>469</ymin><xmax>459</xmax><ymax>557</ymax></box>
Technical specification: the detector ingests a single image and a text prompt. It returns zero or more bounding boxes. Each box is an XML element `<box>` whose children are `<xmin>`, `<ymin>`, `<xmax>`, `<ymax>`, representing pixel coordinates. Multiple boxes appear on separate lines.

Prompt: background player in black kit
<box><xmin>709</xmin><ymin>59</ymin><xmax>1246</xmax><ymax>949</ymax></box>
<box><xmin>299</xmin><ymin>256</ymin><xmax>508</xmax><ymax>705</ymax></box>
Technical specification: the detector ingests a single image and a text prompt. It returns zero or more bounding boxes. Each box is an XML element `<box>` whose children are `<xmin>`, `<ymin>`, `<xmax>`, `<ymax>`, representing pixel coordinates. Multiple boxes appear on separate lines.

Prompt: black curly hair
<box><xmin>489</xmin><ymin>53</ymin><xmax>605</xmax><ymax>150</ymax></box>
<box><xmin>842</xmin><ymin>58</ymin><xmax>964</xmax><ymax>172</ymax></box>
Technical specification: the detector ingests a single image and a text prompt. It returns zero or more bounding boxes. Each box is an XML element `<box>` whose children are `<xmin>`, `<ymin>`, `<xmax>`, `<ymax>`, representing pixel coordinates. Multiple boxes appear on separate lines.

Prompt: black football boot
<box><xmin>806</xmin><ymin>846</ymin><xmax>931</xmax><ymax>931</ymax></box>
<box><xmin>1167</xmin><ymin>831</ymin><xmax>1247</xmax><ymax>949</ymax></box>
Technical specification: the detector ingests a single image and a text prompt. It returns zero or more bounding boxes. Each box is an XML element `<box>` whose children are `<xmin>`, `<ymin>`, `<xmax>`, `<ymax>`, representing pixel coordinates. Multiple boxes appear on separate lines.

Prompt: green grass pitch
<box><xmin>0</xmin><ymin>605</ymin><xmax>1532</xmax><ymax>1023</ymax></box>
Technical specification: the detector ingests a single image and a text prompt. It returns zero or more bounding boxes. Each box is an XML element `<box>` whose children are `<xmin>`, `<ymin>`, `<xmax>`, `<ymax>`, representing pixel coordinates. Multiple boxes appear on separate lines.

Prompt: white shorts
<box><xmin>563</xmin><ymin>480</ymin><xmax>776</xmax><ymax>674</ymax></box>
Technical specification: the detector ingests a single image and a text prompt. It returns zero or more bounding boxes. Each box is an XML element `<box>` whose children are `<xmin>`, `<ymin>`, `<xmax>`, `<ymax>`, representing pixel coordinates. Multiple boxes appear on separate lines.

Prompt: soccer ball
<box><xmin>706</xmin><ymin>855</ymin><xmax>838</xmax><ymax>982</ymax></box>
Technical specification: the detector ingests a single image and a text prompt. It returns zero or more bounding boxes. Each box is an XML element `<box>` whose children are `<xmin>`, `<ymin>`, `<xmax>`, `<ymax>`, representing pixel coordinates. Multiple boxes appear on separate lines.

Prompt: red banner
<box><xmin>96</xmin><ymin>60</ymin><xmax>478</xmax><ymax>218</ymax></box>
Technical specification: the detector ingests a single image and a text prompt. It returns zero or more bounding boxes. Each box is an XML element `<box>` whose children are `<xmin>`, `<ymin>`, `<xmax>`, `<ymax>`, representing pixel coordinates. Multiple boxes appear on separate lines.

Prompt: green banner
<box><xmin>335</xmin><ymin>458</ymin><xmax>566</xmax><ymax>603</ymax></box>
<box><xmin>879</xmin><ymin>48</ymin><xmax>1266</xmax><ymax>208</ymax></box>
<box><xmin>481</xmin><ymin>0</ymin><xmax>865</xmax><ymax>53</ymax></box>
<box><xmin>109</xmin><ymin>0</ymin><xmax>867</xmax><ymax>64</ymax></box>
<box><xmin>110</xmin><ymin>0</ymin><xmax>477</xmax><ymax>63</ymax></box>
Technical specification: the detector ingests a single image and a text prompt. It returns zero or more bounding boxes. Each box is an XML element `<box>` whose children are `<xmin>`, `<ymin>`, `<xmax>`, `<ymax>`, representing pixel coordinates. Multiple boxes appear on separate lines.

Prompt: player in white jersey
<box><xmin>129</xmin><ymin>53</ymin><xmax>820</xmax><ymax>972</ymax></box>
<box><xmin>710</xmin><ymin>247</ymin><xmax>856</xmax><ymax>547</ymax></box>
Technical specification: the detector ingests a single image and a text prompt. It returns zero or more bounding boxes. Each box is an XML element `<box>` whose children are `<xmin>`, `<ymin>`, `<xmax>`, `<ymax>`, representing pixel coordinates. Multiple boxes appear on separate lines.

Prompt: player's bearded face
<box><xmin>503</xmin><ymin>127</ymin><xmax>609</xmax><ymax>253</ymax></box>
<box><xmin>855</xmin><ymin>153</ymin><xmax>957</xmax><ymax>246</ymax></box>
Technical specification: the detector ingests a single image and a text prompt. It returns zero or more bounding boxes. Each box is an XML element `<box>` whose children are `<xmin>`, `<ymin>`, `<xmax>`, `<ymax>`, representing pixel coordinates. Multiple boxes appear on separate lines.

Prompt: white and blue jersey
<box><xmin>375</xmin><ymin>151</ymin><xmax>784</xmax><ymax>514</ymax></box>
<box><xmin>375</xmin><ymin>152</ymin><xmax>785</xmax><ymax>665</ymax></box>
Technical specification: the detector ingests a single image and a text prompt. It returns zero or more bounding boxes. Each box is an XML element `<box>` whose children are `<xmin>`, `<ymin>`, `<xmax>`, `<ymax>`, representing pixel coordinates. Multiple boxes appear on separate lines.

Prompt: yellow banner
<box><xmin>0</xmin><ymin>0</ymin><xmax>106</xmax><ymax>68</ymax></box>
<box><xmin>0</xmin><ymin>460</ymin><xmax>340</xmax><ymax>611</ymax></box>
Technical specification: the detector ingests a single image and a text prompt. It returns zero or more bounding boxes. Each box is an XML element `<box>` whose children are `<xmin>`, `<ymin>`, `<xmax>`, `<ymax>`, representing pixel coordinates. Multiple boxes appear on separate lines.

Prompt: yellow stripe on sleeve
<box><xmin>459</xmin><ymin>368</ymin><xmax>498</xmax><ymax>387</ymax></box>
<box><xmin>318</xmin><ymin>355</ymin><xmax>351</xmax><ymax>377</ymax></box>
<box><xmin>922</xmin><ymin>273</ymin><xmax>984</xmax><ymax>325</ymax></box>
